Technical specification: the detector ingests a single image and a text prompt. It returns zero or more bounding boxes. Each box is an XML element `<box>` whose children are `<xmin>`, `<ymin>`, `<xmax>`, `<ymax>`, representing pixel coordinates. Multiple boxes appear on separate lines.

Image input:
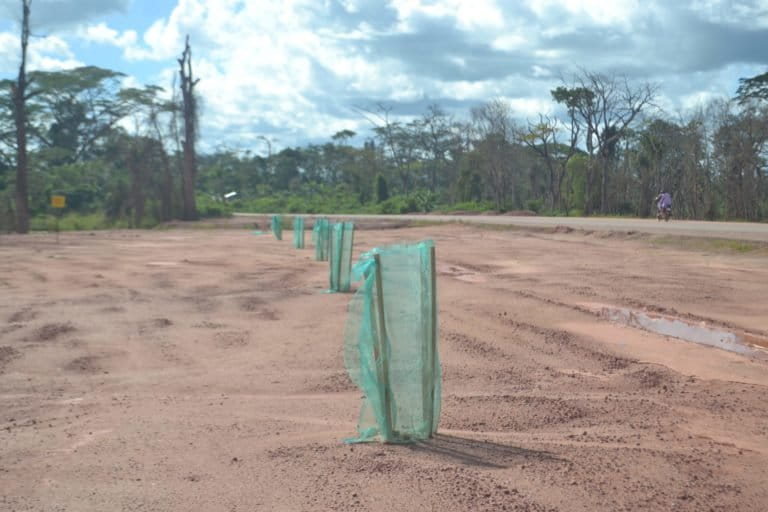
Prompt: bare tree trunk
<box><xmin>149</xmin><ymin>112</ymin><xmax>174</xmax><ymax>222</ymax></box>
<box><xmin>178</xmin><ymin>35</ymin><xmax>199</xmax><ymax>221</ymax></box>
<box><xmin>600</xmin><ymin>159</ymin><xmax>608</xmax><ymax>213</ymax></box>
<box><xmin>585</xmin><ymin>160</ymin><xmax>594</xmax><ymax>215</ymax></box>
<box><xmin>127</xmin><ymin>142</ymin><xmax>145</xmax><ymax>227</ymax></box>
<box><xmin>11</xmin><ymin>0</ymin><xmax>31</xmax><ymax>234</ymax></box>
<box><xmin>159</xmin><ymin>151</ymin><xmax>174</xmax><ymax>222</ymax></box>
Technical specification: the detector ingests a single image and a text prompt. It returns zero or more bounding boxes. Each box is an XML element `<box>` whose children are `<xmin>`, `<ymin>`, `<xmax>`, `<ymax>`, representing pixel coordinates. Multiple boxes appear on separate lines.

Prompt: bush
<box><xmin>196</xmin><ymin>195</ymin><xmax>234</xmax><ymax>218</ymax></box>
<box><xmin>525</xmin><ymin>198</ymin><xmax>545</xmax><ymax>214</ymax></box>
<box><xmin>375</xmin><ymin>174</ymin><xmax>389</xmax><ymax>203</ymax></box>
<box><xmin>29</xmin><ymin>212</ymin><xmax>134</xmax><ymax>231</ymax></box>
<box><xmin>412</xmin><ymin>189</ymin><xmax>437</xmax><ymax>213</ymax></box>
<box><xmin>378</xmin><ymin>196</ymin><xmax>409</xmax><ymax>214</ymax></box>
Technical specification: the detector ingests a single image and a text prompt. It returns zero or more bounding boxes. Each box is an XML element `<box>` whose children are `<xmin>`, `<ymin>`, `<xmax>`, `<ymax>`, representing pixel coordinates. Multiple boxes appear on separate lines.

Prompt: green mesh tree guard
<box><xmin>329</xmin><ymin>222</ymin><xmax>355</xmax><ymax>292</ymax></box>
<box><xmin>293</xmin><ymin>217</ymin><xmax>305</xmax><ymax>248</ymax></box>
<box><xmin>313</xmin><ymin>218</ymin><xmax>331</xmax><ymax>261</ymax></box>
<box><xmin>344</xmin><ymin>240</ymin><xmax>440</xmax><ymax>443</ymax></box>
<box><xmin>271</xmin><ymin>215</ymin><xmax>283</xmax><ymax>240</ymax></box>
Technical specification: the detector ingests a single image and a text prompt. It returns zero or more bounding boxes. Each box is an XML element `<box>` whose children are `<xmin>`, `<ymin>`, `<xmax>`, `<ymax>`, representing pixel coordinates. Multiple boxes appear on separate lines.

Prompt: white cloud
<box><xmin>78</xmin><ymin>23</ymin><xmax>138</xmax><ymax>49</ymax></box>
<box><xmin>389</xmin><ymin>0</ymin><xmax>504</xmax><ymax>31</ymax></box>
<box><xmin>506</xmin><ymin>96</ymin><xmax>555</xmax><ymax>118</ymax></box>
<box><xmin>492</xmin><ymin>34</ymin><xmax>528</xmax><ymax>52</ymax></box>
<box><xmin>0</xmin><ymin>32</ymin><xmax>83</xmax><ymax>73</ymax></box>
<box><xmin>81</xmin><ymin>0</ymin><xmax>436</xmax><ymax>146</ymax></box>
<box><xmin>10</xmin><ymin>0</ymin><xmax>763</xmax><ymax>149</ymax></box>
<box><xmin>689</xmin><ymin>0</ymin><xmax>768</xmax><ymax>28</ymax></box>
<box><xmin>525</xmin><ymin>0</ymin><xmax>641</xmax><ymax>26</ymax></box>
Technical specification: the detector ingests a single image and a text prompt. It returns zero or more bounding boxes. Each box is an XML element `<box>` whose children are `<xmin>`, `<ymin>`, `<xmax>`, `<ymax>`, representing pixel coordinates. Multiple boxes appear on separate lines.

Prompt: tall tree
<box><xmin>736</xmin><ymin>71</ymin><xmax>768</xmax><ymax>105</ymax></box>
<box><xmin>31</xmin><ymin>66</ymin><xmax>129</xmax><ymax>162</ymax></box>
<box><xmin>11</xmin><ymin>0</ymin><xmax>32</xmax><ymax>233</ymax></box>
<box><xmin>178</xmin><ymin>35</ymin><xmax>200</xmax><ymax>220</ymax></box>
<box><xmin>712</xmin><ymin>102</ymin><xmax>768</xmax><ymax>220</ymax></box>
<box><xmin>355</xmin><ymin>104</ymin><xmax>419</xmax><ymax>193</ymax></box>
<box><xmin>471</xmin><ymin>99</ymin><xmax>518</xmax><ymax>210</ymax></box>
<box><xmin>519</xmin><ymin>114</ymin><xmax>580</xmax><ymax>211</ymax></box>
<box><xmin>553</xmin><ymin>71</ymin><xmax>656</xmax><ymax>213</ymax></box>
<box><xmin>418</xmin><ymin>105</ymin><xmax>458</xmax><ymax>194</ymax></box>
<box><xmin>119</xmin><ymin>85</ymin><xmax>177</xmax><ymax>222</ymax></box>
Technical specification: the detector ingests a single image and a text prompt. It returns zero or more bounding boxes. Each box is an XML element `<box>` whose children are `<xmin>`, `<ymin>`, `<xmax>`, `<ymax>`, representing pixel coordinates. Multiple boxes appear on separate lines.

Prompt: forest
<box><xmin>1</xmin><ymin>3</ymin><xmax>767</xmax><ymax>232</ymax></box>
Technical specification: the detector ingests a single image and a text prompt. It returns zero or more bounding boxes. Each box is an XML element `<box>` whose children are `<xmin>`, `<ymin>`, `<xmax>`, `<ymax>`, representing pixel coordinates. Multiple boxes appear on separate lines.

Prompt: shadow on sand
<box><xmin>402</xmin><ymin>433</ymin><xmax>564</xmax><ymax>469</ymax></box>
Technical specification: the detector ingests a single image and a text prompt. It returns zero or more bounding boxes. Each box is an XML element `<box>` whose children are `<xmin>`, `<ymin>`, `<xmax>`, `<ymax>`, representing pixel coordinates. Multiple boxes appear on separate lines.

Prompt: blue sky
<box><xmin>1</xmin><ymin>0</ymin><xmax>767</xmax><ymax>154</ymax></box>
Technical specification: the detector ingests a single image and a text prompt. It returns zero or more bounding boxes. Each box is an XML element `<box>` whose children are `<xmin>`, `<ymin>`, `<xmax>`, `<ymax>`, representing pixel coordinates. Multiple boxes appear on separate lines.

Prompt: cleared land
<box><xmin>1</xmin><ymin>224</ymin><xmax>767</xmax><ymax>511</ymax></box>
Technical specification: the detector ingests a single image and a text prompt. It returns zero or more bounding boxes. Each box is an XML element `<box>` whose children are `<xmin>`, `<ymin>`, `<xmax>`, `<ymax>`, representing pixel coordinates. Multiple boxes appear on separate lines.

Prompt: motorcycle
<box><xmin>656</xmin><ymin>206</ymin><xmax>672</xmax><ymax>222</ymax></box>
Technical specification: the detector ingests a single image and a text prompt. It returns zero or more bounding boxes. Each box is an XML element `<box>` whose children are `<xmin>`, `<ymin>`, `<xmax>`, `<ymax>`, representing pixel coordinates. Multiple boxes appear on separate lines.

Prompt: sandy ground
<box><xmin>1</xmin><ymin>224</ymin><xmax>767</xmax><ymax>511</ymax></box>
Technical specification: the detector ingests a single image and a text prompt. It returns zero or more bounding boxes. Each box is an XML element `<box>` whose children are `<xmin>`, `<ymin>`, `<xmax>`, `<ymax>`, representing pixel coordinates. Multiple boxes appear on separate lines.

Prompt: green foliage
<box><xmin>195</xmin><ymin>195</ymin><xmax>233</xmax><ymax>218</ymax></box>
<box><xmin>525</xmin><ymin>198</ymin><xmax>544</xmax><ymax>213</ymax></box>
<box><xmin>551</xmin><ymin>86</ymin><xmax>596</xmax><ymax>110</ymax></box>
<box><xmin>30</xmin><ymin>212</ymin><xmax>133</xmax><ymax>231</ymax></box>
<box><xmin>736</xmin><ymin>71</ymin><xmax>768</xmax><ymax>104</ymax></box>
<box><xmin>412</xmin><ymin>189</ymin><xmax>437</xmax><ymax>213</ymax></box>
<box><xmin>653</xmin><ymin>236</ymin><xmax>766</xmax><ymax>254</ymax></box>
<box><xmin>439</xmin><ymin>200</ymin><xmax>495</xmax><ymax>212</ymax></box>
<box><xmin>377</xmin><ymin>195</ymin><xmax>416</xmax><ymax>214</ymax></box>
<box><xmin>2</xmin><ymin>63</ymin><xmax>767</xmax><ymax>227</ymax></box>
<box><xmin>565</xmin><ymin>154</ymin><xmax>588</xmax><ymax>212</ymax></box>
<box><xmin>375</xmin><ymin>173</ymin><xmax>389</xmax><ymax>203</ymax></box>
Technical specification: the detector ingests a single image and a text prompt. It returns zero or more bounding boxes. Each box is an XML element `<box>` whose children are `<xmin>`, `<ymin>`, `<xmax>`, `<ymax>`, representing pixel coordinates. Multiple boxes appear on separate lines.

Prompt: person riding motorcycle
<box><xmin>654</xmin><ymin>191</ymin><xmax>672</xmax><ymax>220</ymax></box>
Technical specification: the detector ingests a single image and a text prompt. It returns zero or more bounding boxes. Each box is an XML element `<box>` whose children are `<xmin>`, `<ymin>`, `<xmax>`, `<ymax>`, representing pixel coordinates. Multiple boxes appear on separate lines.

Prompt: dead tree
<box><xmin>178</xmin><ymin>35</ymin><xmax>200</xmax><ymax>220</ymax></box>
<box><xmin>11</xmin><ymin>0</ymin><xmax>31</xmax><ymax>233</ymax></box>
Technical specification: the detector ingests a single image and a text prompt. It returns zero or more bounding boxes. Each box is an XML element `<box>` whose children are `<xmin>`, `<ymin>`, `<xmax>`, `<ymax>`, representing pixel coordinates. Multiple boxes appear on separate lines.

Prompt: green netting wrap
<box><xmin>293</xmin><ymin>217</ymin><xmax>305</xmax><ymax>249</ymax></box>
<box><xmin>271</xmin><ymin>215</ymin><xmax>283</xmax><ymax>240</ymax></box>
<box><xmin>313</xmin><ymin>218</ymin><xmax>331</xmax><ymax>261</ymax></box>
<box><xmin>329</xmin><ymin>222</ymin><xmax>355</xmax><ymax>292</ymax></box>
<box><xmin>343</xmin><ymin>240</ymin><xmax>440</xmax><ymax>444</ymax></box>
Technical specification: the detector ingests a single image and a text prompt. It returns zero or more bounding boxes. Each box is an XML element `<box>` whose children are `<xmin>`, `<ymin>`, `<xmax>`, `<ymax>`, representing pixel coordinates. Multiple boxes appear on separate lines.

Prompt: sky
<box><xmin>1</xmin><ymin>0</ymin><xmax>767</xmax><ymax>154</ymax></box>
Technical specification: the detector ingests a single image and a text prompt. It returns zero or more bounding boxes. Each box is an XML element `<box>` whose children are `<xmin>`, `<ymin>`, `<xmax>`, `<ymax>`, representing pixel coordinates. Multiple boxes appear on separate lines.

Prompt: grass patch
<box><xmin>30</xmin><ymin>213</ymin><xmax>136</xmax><ymax>231</ymax></box>
<box><xmin>651</xmin><ymin>236</ymin><xmax>768</xmax><ymax>254</ymax></box>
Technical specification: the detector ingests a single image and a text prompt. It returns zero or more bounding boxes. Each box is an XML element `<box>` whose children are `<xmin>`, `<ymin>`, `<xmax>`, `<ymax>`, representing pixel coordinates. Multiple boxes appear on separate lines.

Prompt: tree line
<box><xmin>203</xmin><ymin>73</ymin><xmax>767</xmax><ymax>222</ymax></box>
<box><xmin>2</xmin><ymin>0</ymin><xmax>767</xmax><ymax>231</ymax></box>
<box><xmin>1</xmin><ymin>0</ymin><xmax>201</xmax><ymax>233</ymax></box>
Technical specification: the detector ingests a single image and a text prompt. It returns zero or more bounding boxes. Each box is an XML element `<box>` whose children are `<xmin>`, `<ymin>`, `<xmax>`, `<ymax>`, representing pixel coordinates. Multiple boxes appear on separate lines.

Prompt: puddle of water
<box><xmin>588</xmin><ymin>304</ymin><xmax>767</xmax><ymax>359</ymax></box>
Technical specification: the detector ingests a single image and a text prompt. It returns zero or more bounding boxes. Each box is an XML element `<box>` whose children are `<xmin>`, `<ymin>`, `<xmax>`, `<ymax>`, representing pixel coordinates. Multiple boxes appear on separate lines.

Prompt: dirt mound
<box><xmin>29</xmin><ymin>322</ymin><xmax>76</xmax><ymax>342</ymax></box>
<box><xmin>443</xmin><ymin>395</ymin><xmax>587</xmax><ymax>431</ymax></box>
<box><xmin>64</xmin><ymin>355</ymin><xmax>103</xmax><ymax>374</ymax></box>
<box><xmin>312</xmin><ymin>371</ymin><xmax>356</xmax><ymax>393</ymax></box>
<box><xmin>0</xmin><ymin>346</ymin><xmax>20</xmax><ymax>368</ymax></box>
<box><xmin>255</xmin><ymin>308</ymin><xmax>281</xmax><ymax>321</ymax></box>
<box><xmin>239</xmin><ymin>296</ymin><xmax>266</xmax><ymax>312</ymax></box>
<box><xmin>151</xmin><ymin>318</ymin><xmax>173</xmax><ymax>328</ymax></box>
<box><xmin>8</xmin><ymin>308</ymin><xmax>38</xmax><ymax>324</ymax></box>
<box><xmin>214</xmin><ymin>331</ymin><xmax>249</xmax><ymax>348</ymax></box>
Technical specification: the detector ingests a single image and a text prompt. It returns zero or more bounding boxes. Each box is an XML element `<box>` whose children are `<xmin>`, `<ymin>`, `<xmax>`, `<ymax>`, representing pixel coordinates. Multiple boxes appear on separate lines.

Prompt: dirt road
<box><xmin>1</xmin><ymin>226</ymin><xmax>767</xmax><ymax>511</ymax></box>
<box><xmin>234</xmin><ymin>212</ymin><xmax>768</xmax><ymax>242</ymax></box>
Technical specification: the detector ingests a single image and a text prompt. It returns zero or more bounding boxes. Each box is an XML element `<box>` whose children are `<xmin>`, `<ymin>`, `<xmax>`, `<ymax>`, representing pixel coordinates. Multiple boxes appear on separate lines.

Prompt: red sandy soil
<box><xmin>1</xmin><ymin>225</ymin><xmax>767</xmax><ymax>511</ymax></box>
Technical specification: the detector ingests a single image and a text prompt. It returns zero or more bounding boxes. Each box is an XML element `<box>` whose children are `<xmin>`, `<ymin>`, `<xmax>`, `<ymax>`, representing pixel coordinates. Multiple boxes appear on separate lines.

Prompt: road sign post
<box><xmin>50</xmin><ymin>195</ymin><xmax>66</xmax><ymax>243</ymax></box>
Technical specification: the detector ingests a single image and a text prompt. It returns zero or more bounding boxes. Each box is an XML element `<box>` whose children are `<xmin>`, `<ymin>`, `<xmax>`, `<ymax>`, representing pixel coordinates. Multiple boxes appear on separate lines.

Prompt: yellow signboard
<box><xmin>51</xmin><ymin>195</ymin><xmax>66</xmax><ymax>208</ymax></box>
